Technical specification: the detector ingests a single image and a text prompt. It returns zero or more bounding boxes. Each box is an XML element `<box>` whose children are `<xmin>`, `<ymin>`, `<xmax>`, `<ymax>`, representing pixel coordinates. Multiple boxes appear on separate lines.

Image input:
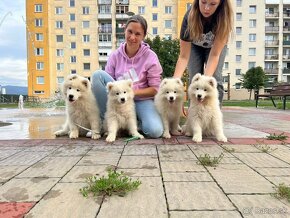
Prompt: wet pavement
<box><xmin>0</xmin><ymin>107</ymin><xmax>290</xmax><ymax>217</ymax></box>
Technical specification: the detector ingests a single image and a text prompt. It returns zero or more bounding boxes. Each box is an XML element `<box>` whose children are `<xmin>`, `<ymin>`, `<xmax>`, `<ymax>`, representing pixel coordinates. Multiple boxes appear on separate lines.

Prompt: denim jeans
<box><xmin>91</xmin><ymin>70</ymin><xmax>163</xmax><ymax>138</ymax></box>
<box><xmin>187</xmin><ymin>44</ymin><xmax>227</xmax><ymax>103</ymax></box>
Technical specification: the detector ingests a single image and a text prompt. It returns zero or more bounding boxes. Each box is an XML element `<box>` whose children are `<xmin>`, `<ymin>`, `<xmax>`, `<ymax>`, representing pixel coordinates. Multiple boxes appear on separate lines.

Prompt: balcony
<box><xmin>98</xmin><ymin>27</ymin><xmax>112</xmax><ymax>33</ymax></box>
<box><xmin>283</xmin><ymin>68</ymin><xmax>290</xmax><ymax>74</ymax></box>
<box><xmin>98</xmin><ymin>13</ymin><xmax>112</xmax><ymax>19</ymax></box>
<box><xmin>264</xmin><ymin>54</ymin><xmax>279</xmax><ymax>60</ymax></box>
<box><xmin>265</xmin><ymin>40</ymin><xmax>279</xmax><ymax>46</ymax></box>
<box><xmin>265</xmin><ymin>12</ymin><xmax>279</xmax><ymax>18</ymax></box>
<box><xmin>283</xmin><ymin>55</ymin><xmax>290</xmax><ymax>60</ymax></box>
<box><xmin>264</xmin><ymin>68</ymin><xmax>278</xmax><ymax>75</ymax></box>
<box><xmin>265</xmin><ymin>26</ymin><xmax>279</xmax><ymax>32</ymax></box>
<box><xmin>283</xmin><ymin>26</ymin><xmax>290</xmax><ymax>32</ymax></box>
<box><xmin>283</xmin><ymin>40</ymin><xmax>290</xmax><ymax>45</ymax></box>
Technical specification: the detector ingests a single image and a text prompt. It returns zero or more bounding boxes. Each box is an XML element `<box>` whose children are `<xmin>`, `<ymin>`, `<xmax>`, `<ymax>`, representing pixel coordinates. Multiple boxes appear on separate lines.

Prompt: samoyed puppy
<box><xmin>183</xmin><ymin>73</ymin><xmax>227</xmax><ymax>143</ymax></box>
<box><xmin>104</xmin><ymin>80</ymin><xmax>144</xmax><ymax>142</ymax></box>
<box><xmin>155</xmin><ymin>78</ymin><xmax>184</xmax><ymax>138</ymax></box>
<box><xmin>54</xmin><ymin>74</ymin><xmax>101</xmax><ymax>139</ymax></box>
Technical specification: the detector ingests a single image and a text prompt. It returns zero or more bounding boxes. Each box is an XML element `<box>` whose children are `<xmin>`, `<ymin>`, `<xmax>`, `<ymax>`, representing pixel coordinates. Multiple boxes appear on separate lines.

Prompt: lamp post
<box><xmin>227</xmin><ymin>73</ymin><xmax>230</xmax><ymax>100</ymax></box>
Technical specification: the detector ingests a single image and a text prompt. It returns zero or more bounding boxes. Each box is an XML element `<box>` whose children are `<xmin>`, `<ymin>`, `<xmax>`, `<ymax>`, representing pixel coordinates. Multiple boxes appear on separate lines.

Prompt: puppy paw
<box><xmin>171</xmin><ymin>130</ymin><xmax>182</xmax><ymax>136</ymax></box>
<box><xmin>185</xmin><ymin>132</ymin><xmax>192</xmax><ymax>137</ymax></box>
<box><xmin>69</xmin><ymin>131</ymin><xmax>79</xmax><ymax>139</ymax></box>
<box><xmin>162</xmin><ymin>131</ymin><xmax>171</xmax><ymax>139</ymax></box>
<box><xmin>92</xmin><ymin>133</ymin><xmax>101</xmax><ymax>140</ymax></box>
<box><xmin>217</xmin><ymin>135</ymin><xmax>227</xmax><ymax>143</ymax></box>
<box><xmin>54</xmin><ymin>130</ymin><xmax>67</xmax><ymax>136</ymax></box>
<box><xmin>106</xmin><ymin>134</ymin><xmax>116</xmax><ymax>142</ymax></box>
<box><xmin>192</xmin><ymin>135</ymin><xmax>202</xmax><ymax>143</ymax></box>
<box><xmin>134</xmin><ymin>133</ymin><xmax>144</xmax><ymax>139</ymax></box>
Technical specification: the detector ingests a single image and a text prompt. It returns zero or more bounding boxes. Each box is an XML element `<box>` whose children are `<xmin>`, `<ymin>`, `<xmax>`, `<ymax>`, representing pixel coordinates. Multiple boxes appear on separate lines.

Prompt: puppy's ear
<box><xmin>82</xmin><ymin>79</ymin><xmax>89</xmax><ymax>88</ymax></box>
<box><xmin>106</xmin><ymin>82</ymin><xmax>114</xmax><ymax>91</ymax></box>
<box><xmin>191</xmin><ymin>73</ymin><xmax>201</xmax><ymax>83</ymax></box>
<box><xmin>208</xmin><ymin>77</ymin><xmax>217</xmax><ymax>88</ymax></box>
<box><xmin>160</xmin><ymin>78</ymin><xmax>168</xmax><ymax>87</ymax></box>
<box><xmin>128</xmin><ymin>79</ymin><xmax>133</xmax><ymax>87</ymax></box>
<box><xmin>176</xmin><ymin>78</ymin><xmax>183</xmax><ymax>86</ymax></box>
<box><xmin>68</xmin><ymin>75</ymin><xmax>77</xmax><ymax>80</ymax></box>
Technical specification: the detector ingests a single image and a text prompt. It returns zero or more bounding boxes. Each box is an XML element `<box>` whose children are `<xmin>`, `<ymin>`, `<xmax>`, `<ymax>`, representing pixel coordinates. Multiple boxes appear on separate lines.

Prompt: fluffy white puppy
<box><xmin>54</xmin><ymin>74</ymin><xmax>101</xmax><ymax>139</ymax></box>
<box><xmin>104</xmin><ymin>80</ymin><xmax>144</xmax><ymax>142</ymax></box>
<box><xmin>155</xmin><ymin>78</ymin><xmax>184</xmax><ymax>138</ymax></box>
<box><xmin>183</xmin><ymin>73</ymin><xmax>227</xmax><ymax>143</ymax></box>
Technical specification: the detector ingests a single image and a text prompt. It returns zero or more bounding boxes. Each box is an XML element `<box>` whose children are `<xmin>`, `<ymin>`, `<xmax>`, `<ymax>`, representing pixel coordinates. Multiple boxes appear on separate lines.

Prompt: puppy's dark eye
<box><xmin>124</xmin><ymin>91</ymin><xmax>126</xmax><ymax>94</ymax></box>
<box><xmin>77</xmin><ymin>89</ymin><xmax>80</xmax><ymax>92</ymax></box>
<box><xmin>204</xmin><ymin>89</ymin><xmax>207</xmax><ymax>91</ymax></box>
<box><xmin>174</xmin><ymin>91</ymin><xmax>177</xmax><ymax>93</ymax></box>
<box><xmin>69</xmin><ymin>87</ymin><xmax>72</xmax><ymax>89</ymax></box>
<box><xmin>166</xmin><ymin>91</ymin><xmax>169</xmax><ymax>94</ymax></box>
<box><xmin>116</xmin><ymin>92</ymin><xmax>119</xmax><ymax>95</ymax></box>
<box><xmin>196</xmin><ymin>88</ymin><xmax>199</xmax><ymax>90</ymax></box>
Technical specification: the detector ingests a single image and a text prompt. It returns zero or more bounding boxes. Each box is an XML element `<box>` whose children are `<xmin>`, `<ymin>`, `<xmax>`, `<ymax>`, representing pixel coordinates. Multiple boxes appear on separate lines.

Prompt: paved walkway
<box><xmin>0</xmin><ymin>107</ymin><xmax>290</xmax><ymax>217</ymax></box>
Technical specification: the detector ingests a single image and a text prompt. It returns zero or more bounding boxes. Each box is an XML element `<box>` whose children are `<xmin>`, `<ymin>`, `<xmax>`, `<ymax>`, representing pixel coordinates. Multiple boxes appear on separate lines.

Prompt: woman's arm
<box><xmin>204</xmin><ymin>37</ymin><xmax>227</xmax><ymax>77</ymax></box>
<box><xmin>134</xmin><ymin>87</ymin><xmax>157</xmax><ymax>98</ymax></box>
<box><xmin>173</xmin><ymin>39</ymin><xmax>191</xmax><ymax>78</ymax></box>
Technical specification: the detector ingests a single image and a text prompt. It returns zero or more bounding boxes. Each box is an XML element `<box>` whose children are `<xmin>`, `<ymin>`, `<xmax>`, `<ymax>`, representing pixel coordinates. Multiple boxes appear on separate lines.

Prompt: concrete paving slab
<box><xmin>119</xmin><ymin>168</ymin><xmax>161</xmax><ymax>177</ymax></box>
<box><xmin>118</xmin><ymin>156</ymin><xmax>159</xmax><ymax>169</ymax></box>
<box><xmin>165</xmin><ymin>181</ymin><xmax>235</xmax><ymax>210</ymax></box>
<box><xmin>25</xmin><ymin>183</ymin><xmax>101</xmax><ymax>218</ymax></box>
<box><xmin>163</xmin><ymin>172</ymin><xmax>213</xmax><ymax>182</ymax></box>
<box><xmin>170</xmin><ymin>211</ymin><xmax>242</xmax><ymax>218</ymax></box>
<box><xmin>0</xmin><ymin>165</ymin><xmax>28</xmax><ymax>182</ymax></box>
<box><xmin>160</xmin><ymin>161</ymin><xmax>206</xmax><ymax>172</ymax></box>
<box><xmin>255</xmin><ymin>167</ymin><xmax>290</xmax><ymax>176</ymax></box>
<box><xmin>51</xmin><ymin>145</ymin><xmax>92</xmax><ymax>156</ymax></box>
<box><xmin>0</xmin><ymin>151</ymin><xmax>50</xmax><ymax>166</ymax></box>
<box><xmin>97</xmin><ymin>177</ymin><xmax>167</xmax><ymax>218</ymax></box>
<box><xmin>0</xmin><ymin>149</ymin><xmax>21</xmax><ymax>161</ymax></box>
<box><xmin>224</xmin><ymin>123</ymin><xmax>269</xmax><ymax>138</ymax></box>
<box><xmin>78</xmin><ymin>150</ymin><xmax>122</xmax><ymax>166</ymax></box>
<box><xmin>266</xmin><ymin>176</ymin><xmax>290</xmax><ymax>186</ymax></box>
<box><xmin>122</xmin><ymin>144</ymin><xmax>157</xmax><ymax>155</ymax></box>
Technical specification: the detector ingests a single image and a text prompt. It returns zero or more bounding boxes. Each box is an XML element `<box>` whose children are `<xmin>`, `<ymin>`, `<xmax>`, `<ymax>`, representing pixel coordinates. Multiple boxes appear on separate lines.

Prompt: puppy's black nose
<box><xmin>69</xmin><ymin>95</ymin><xmax>74</xmax><ymax>100</ymax></box>
<box><xmin>197</xmin><ymin>94</ymin><xmax>202</xmax><ymax>99</ymax></box>
<box><xmin>169</xmin><ymin>96</ymin><xmax>174</xmax><ymax>101</ymax></box>
<box><xmin>120</xmin><ymin>98</ymin><xmax>125</xmax><ymax>103</ymax></box>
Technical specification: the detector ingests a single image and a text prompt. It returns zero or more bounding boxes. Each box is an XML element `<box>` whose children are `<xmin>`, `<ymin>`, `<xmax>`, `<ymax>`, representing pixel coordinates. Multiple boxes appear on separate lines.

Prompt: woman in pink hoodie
<box><xmin>91</xmin><ymin>15</ymin><xmax>163</xmax><ymax>138</ymax></box>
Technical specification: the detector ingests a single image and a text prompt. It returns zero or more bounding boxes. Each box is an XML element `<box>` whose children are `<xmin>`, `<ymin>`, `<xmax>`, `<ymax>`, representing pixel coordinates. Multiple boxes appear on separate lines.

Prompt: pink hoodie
<box><xmin>105</xmin><ymin>42</ymin><xmax>162</xmax><ymax>100</ymax></box>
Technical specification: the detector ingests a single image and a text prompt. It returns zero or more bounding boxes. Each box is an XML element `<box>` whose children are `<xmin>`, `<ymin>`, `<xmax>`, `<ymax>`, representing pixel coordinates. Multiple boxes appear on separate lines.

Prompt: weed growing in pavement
<box><xmin>80</xmin><ymin>169</ymin><xmax>141</xmax><ymax>198</ymax></box>
<box><xmin>273</xmin><ymin>183</ymin><xmax>290</xmax><ymax>202</ymax></box>
<box><xmin>254</xmin><ymin>144</ymin><xmax>277</xmax><ymax>153</ymax></box>
<box><xmin>267</xmin><ymin>132</ymin><xmax>288</xmax><ymax>141</ymax></box>
<box><xmin>197</xmin><ymin>153</ymin><xmax>224</xmax><ymax>167</ymax></box>
<box><xmin>221</xmin><ymin>146</ymin><xmax>235</xmax><ymax>153</ymax></box>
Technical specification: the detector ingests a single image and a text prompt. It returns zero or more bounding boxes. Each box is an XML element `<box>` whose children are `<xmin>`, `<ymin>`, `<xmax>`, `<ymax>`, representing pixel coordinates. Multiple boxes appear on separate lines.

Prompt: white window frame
<box><xmin>138</xmin><ymin>6</ymin><xmax>145</xmax><ymax>14</ymax></box>
<box><xmin>55</xmin><ymin>7</ymin><xmax>63</xmax><ymax>14</ymax></box>
<box><xmin>35</xmin><ymin>48</ymin><xmax>44</xmax><ymax>56</ymax></box>
<box><xmin>83</xmin><ymin>35</ymin><xmax>90</xmax><ymax>43</ymax></box>
<box><xmin>249</xmin><ymin>34</ymin><xmax>256</xmax><ymax>42</ymax></box>
<box><xmin>82</xmin><ymin>21</ymin><xmax>90</xmax><ymax>28</ymax></box>
<box><xmin>249</xmin><ymin>48</ymin><xmax>256</xmax><ymax>56</ymax></box>
<box><xmin>36</xmin><ymin>62</ymin><xmax>44</xmax><ymax>70</ymax></box>
<box><xmin>70</xmin><ymin>56</ymin><xmax>77</xmax><ymax>63</ymax></box>
<box><xmin>35</xmin><ymin>33</ymin><xmax>43</xmax><ymax>41</ymax></box>
<box><xmin>165</xmin><ymin>6</ymin><xmax>172</xmax><ymax>14</ymax></box>
<box><xmin>35</xmin><ymin>4</ymin><xmax>43</xmax><ymax>12</ymax></box>
<box><xmin>83</xmin><ymin>49</ymin><xmax>90</xmax><ymax>56</ymax></box>
<box><xmin>57</xmin><ymin>63</ymin><xmax>64</xmax><ymax>71</ymax></box>
<box><xmin>83</xmin><ymin>6</ymin><xmax>90</xmax><ymax>14</ymax></box>
<box><xmin>36</xmin><ymin>76</ymin><xmax>44</xmax><ymax>84</ymax></box>
<box><xmin>56</xmin><ymin>49</ymin><xmax>64</xmax><ymax>57</ymax></box>
<box><xmin>57</xmin><ymin>77</ymin><xmax>64</xmax><ymax>84</ymax></box>
<box><xmin>165</xmin><ymin>20</ymin><xmax>172</xmax><ymax>29</ymax></box>
<box><xmin>35</xmin><ymin>19</ymin><xmax>43</xmax><ymax>27</ymax></box>
<box><xmin>56</xmin><ymin>21</ymin><xmax>63</xmax><ymax>29</ymax></box>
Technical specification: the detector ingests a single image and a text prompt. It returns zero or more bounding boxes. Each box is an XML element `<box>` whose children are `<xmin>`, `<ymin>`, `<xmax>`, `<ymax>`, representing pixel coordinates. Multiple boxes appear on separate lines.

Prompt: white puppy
<box><xmin>183</xmin><ymin>73</ymin><xmax>227</xmax><ymax>143</ymax></box>
<box><xmin>155</xmin><ymin>78</ymin><xmax>184</xmax><ymax>138</ymax></box>
<box><xmin>54</xmin><ymin>74</ymin><xmax>101</xmax><ymax>139</ymax></box>
<box><xmin>104</xmin><ymin>80</ymin><xmax>144</xmax><ymax>142</ymax></box>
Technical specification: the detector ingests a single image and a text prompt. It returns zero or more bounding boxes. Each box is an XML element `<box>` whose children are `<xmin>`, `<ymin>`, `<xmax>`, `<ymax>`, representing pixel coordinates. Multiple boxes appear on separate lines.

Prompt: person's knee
<box><xmin>142</xmin><ymin>124</ymin><xmax>163</xmax><ymax>138</ymax></box>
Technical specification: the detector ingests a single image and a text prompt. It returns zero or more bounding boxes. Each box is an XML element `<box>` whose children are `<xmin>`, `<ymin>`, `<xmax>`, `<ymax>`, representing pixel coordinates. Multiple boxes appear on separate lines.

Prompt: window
<box><xmin>164</xmin><ymin>34</ymin><xmax>172</xmax><ymax>40</ymax></box>
<box><xmin>236</xmin><ymin>55</ymin><xmax>242</xmax><ymax>62</ymax></box>
<box><xmin>248</xmin><ymin>62</ymin><xmax>256</xmax><ymax>69</ymax></box>
<box><xmin>235</xmin><ymin>69</ymin><xmax>241</xmax><ymax>75</ymax></box>
<box><xmin>56</xmin><ymin>21</ymin><xmax>63</xmax><ymax>29</ymax></box>
<box><xmin>165</xmin><ymin>20</ymin><xmax>172</xmax><ymax>29</ymax></box>
<box><xmin>249</xmin><ymin>48</ymin><xmax>256</xmax><ymax>56</ymax></box>
<box><xmin>84</xmin><ymin>63</ymin><xmax>91</xmax><ymax>70</ymax></box>
<box><xmin>224</xmin><ymin>62</ymin><xmax>229</xmax><ymax>69</ymax></box>
<box><xmin>83</xmin><ymin>6</ymin><xmax>90</xmax><ymax>14</ymax></box>
<box><xmin>35</xmin><ymin>33</ymin><xmax>43</xmax><ymax>41</ymax></box>
<box><xmin>56</xmin><ymin>35</ymin><xmax>63</xmax><ymax>42</ymax></box>
<box><xmin>35</xmin><ymin>48</ymin><xmax>44</xmax><ymax>56</ymax></box>
<box><xmin>35</xmin><ymin>4</ymin><xmax>43</xmax><ymax>12</ymax></box>
<box><xmin>70</xmin><ymin>13</ymin><xmax>76</xmax><ymax>21</ymax></box>
<box><xmin>83</xmin><ymin>35</ymin><xmax>90</xmax><ymax>42</ymax></box>
<box><xmin>35</xmin><ymin>19</ymin><xmax>43</xmax><ymax>27</ymax></box>
<box><xmin>37</xmin><ymin>76</ymin><xmax>44</xmax><ymax>84</ymax></box>
<box><xmin>152</xmin><ymin>27</ymin><xmax>158</xmax><ymax>35</ymax></box>
<box><xmin>57</xmin><ymin>77</ymin><xmax>64</xmax><ymax>84</ymax></box>
<box><xmin>57</xmin><ymin>63</ymin><xmax>64</xmax><ymax>71</ymax></box>
<box><xmin>99</xmin><ymin>5</ymin><xmax>111</xmax><ymax>14</ymax></box>
<box><xmin>223</xmin><ymin>76</ymin><xmax>228</xmax><ymax>83</ymax></box>
<box><xmin>236</xmin><ymin>13</ymin><xmax>242</xmax><ymax>21</ymax></box>
<box><xmin>55</xmin><ymin>7</ymin><xmax>63</xmax><ymax>14</ymax></box>
<box><xmin>165</xmin><ymin>6</ymin><xmax>172</xmax><ymax>14</ymax></box>
<box><xmin>237</xmin><ymin>0</ymin><xmax>242</xmax><ymax>7</ymax></box>
<box><xmin>249</xmin><ymin>19</ymin><xmax>256</xmax><ymax>28</ymax></box>
<box><xmin>36</xmin><ymin>62</ymin><xmax>44</xmax><ymax>70</ymax></box>
<box><xmin>235</xmin><ymin>83</ymin><xmax>242</xmax><ymax>89</ymax></box>
<box><xmin>236</xmin><ymin>41</ymin><xmax>242</xmax><ymax>49</ymax></box>
<box><xmin>152</xmin><ymin>0</ymin><xmax>157</xmax><ymax>7</ymax></box>
<box><xmin>83</xmin><ymin>49</ymin><xmax>90</xmax><ymax>56</ymax></box>
<box><xmin>70</xmin><ymin>56</ymin><xmax>77</xmax><ymax>63</ymax></box>
<box><xmin>236</xmin><ymin>27</ymin><xmax>242</xmax><ymax>35</ymax></box>
<box><xmin>34</xmin><ymin>90</ymin><xmax>45</xmax><ymax>94</ymax></box>
<box><xmin>71</xmin><ymin>70</ymin><xmax>76</xmax><ymax>74</ymax></box>
<box><xmin>70</xmin><ymin>28</ymin><xmax>76</xmax><ymax>35</ymax></box>
<box><xmin>152</xmin><ymin>13</ymin><xmax>158</xmax><ymax>21</ymax></box>
<box><xmin>99</xmin><ymin>34</ymin><xmax>112</xmax><ymax>42</ymax></box>
<box><xmin>56</xmin><ymin>49</ymin><xmax>64</xmax><ymax>56</ymax></box>
<box><xmin>138</xmin><ymin>6</ymin><xmax>145</xmax><ymax>14</ymax></box>
<box><xmin>249</xmin><ymin>34</ymin><xmax>256</xmax><ymax>42</ymax></box>
<box><xmin>69</xmin><ymin>0</ymin><xmax>75</xmax><ymax>7</ymax></box>
<box><xmin>71</xmin><ymin>42</ymin><xmax>76</xmax><ymax>49</ymax></box>
<box><xmin>249</xmin><ymin>5</ymin><xmax>256</xmax><ymax>14</ymax></box>
<box><xmin>83</xmin><ymin>21</ymin><xmax>90</xmax><ymax>28</ymax></box>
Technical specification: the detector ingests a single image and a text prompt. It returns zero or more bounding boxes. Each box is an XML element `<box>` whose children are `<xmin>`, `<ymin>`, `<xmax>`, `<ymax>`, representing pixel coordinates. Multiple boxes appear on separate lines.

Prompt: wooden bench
<box><xmin>256</xmin><ymin>83</ymin><xmax>290</xmax><ymax>110</ymax></box>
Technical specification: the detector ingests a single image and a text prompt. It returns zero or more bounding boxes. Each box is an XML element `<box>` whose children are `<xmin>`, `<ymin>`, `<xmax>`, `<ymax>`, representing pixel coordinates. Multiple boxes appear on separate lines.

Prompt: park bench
<box><xmin>255</xmin><ymin>83</ymin><xmax>290</xmax><ymax>110</ymax></box>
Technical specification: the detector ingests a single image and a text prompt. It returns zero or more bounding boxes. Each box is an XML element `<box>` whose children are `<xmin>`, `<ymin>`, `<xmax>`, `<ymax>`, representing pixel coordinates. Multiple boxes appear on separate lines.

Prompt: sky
<box><xmin>0</xmin><ymin>0</ymin><xmax>27</xmax><ymax>87</ymax></box>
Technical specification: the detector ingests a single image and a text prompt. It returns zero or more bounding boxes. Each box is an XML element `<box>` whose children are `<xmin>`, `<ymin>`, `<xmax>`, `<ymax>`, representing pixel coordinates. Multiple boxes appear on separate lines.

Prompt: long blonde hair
<box><xmin>186</xmin><ymin>0</ymin><xmax>233</xmax><ymax>41</ymax></box>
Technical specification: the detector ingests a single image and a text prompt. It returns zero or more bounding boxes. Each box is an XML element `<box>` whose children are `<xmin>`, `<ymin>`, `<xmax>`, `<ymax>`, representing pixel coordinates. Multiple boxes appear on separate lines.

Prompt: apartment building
<box><xmin>26</xmin><ymin>0</ymin><xmax>290</xmax><ymax>100</ymax></box>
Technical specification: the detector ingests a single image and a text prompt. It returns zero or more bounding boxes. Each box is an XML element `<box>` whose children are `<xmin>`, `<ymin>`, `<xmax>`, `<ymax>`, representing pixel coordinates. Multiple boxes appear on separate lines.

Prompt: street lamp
<box><xmin>227</xmin><ymin>73</ymin><xmax>230</xmax><ymax>100</ymax></box>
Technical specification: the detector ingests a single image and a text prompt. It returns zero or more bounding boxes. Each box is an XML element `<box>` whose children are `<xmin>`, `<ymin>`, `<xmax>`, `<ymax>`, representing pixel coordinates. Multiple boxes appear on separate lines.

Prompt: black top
<box><xmin>180</xmin><ymin>9</ymin><xmax>216</xmax><ymax>48</ymax></box>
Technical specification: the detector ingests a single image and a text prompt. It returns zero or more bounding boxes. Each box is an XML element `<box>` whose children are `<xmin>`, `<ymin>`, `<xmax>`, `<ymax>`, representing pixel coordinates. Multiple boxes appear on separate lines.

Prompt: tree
<box><xmin>145</xmin><ymin>36</ymin><xmax>180</xmax><ymax>78</ymax></box>
<box><xmin>240</xmin><ymin>66</ymin><xmax>267</xmax><ymax>100</ymax></box>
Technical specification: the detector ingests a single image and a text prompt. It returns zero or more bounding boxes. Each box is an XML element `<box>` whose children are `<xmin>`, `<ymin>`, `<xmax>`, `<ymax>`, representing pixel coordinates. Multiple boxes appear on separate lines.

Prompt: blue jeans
<box><xmin>187</xmin><ymin>44</ymin><xmax>227</xmax><ymax>103</ymax></box>
<box><xmin>91</xmin><ymin>70</ymin><xmax>163</xmax><ymax>138</ymax></box>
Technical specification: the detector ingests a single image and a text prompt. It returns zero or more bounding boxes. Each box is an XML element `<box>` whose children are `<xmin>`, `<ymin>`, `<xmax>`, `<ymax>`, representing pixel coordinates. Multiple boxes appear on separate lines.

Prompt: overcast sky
<box><xmin>0</xmin><ymin>0</ymin><xmax>27</xmax><ymax>87</ymax></box>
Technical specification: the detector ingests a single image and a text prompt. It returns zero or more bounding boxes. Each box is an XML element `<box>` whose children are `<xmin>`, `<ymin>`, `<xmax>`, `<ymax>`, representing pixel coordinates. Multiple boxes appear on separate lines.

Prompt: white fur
<box><xmin>155</xmin><ymin>78</ymin><xmax>184</xmax><ymax>138</ymax></box>
<box><xmin>54</xmin><ymin>74</ymin><xmax>101</xmax><ymax>139</ymax></box>
<box><xmin>183</xmin><ymin>73</ymin><xmax>227</xmax><ymax>143</ymax></box>
<box><xmin>104</xmin><ymin>80</ymin><xmax>144</xmax><ymax>142</ymax></box>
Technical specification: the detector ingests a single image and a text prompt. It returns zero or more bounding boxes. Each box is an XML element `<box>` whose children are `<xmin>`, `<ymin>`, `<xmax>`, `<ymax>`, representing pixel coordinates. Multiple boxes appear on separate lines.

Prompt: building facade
<box><xmin>26</xmin><ymin>0</ymin><xmax>290</xmax><ymax>100</ymax></box>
